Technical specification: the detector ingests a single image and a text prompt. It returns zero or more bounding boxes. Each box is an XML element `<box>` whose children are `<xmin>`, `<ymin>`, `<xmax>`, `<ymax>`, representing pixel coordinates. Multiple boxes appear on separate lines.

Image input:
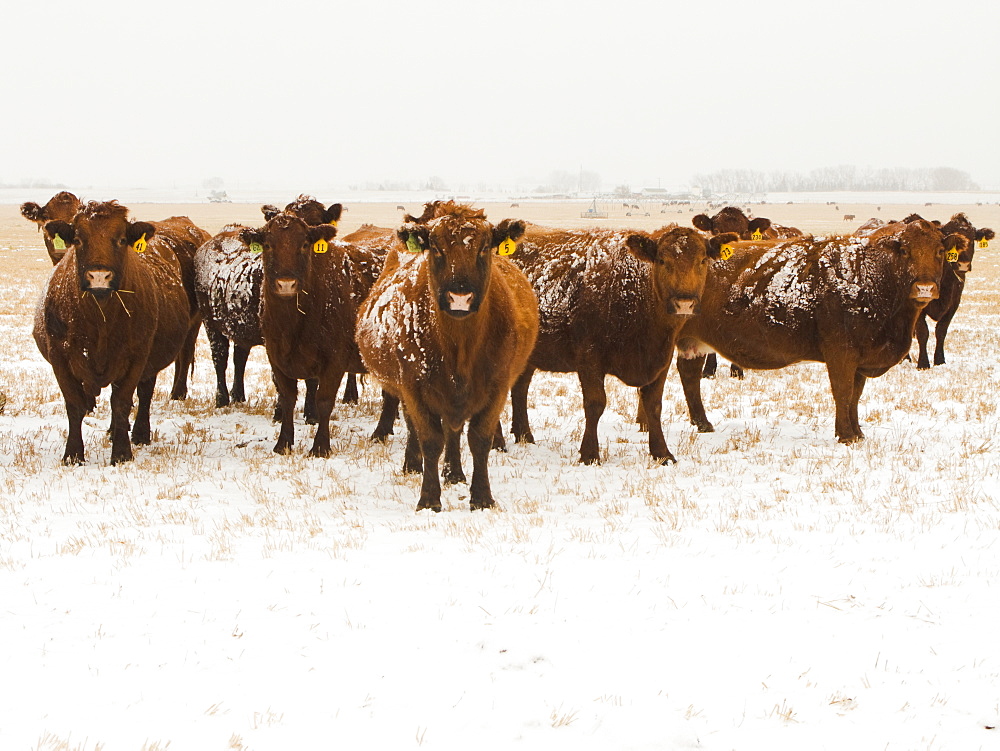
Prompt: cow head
<box><xmin>261</xmin><ymin>195</ymin><xmax>343</xmax><ymax>227</ymax></box>
<box><xmin>45</xmin><ymin>201</ymin><xmax>154</xmax><ymax>301</ymax></box>
<box><xmin>870</xmin><ymin>219</ymin><xmax>963</xmax><ymax>305</ymax></box>
<box><xmin>398</xmin><ymin>202</ymin><xmax>524</xmax><ymax>319</ymax></box>
<box><xmin>938</xmin><ymin>213</ymin><xmax>994</xmax><ymax>274</ymax></box>
<box><xmin>241</xmin><ymin>213</ymin><xmax>338</xmax><ymax>298</ymax></box>
<box><xmin>692</xmin><ymin>206</ymin><xmax>771</xmax><ymax>240</ymax></box>
<box><xmin>625</xmin><ymin>228</ymin><xmax>737</xmax><ymax>316</ymax></box>
<box><xmin>20</xmin><ymin>191</ymin><xmax>82</xmax><ymax>264</ymax></box>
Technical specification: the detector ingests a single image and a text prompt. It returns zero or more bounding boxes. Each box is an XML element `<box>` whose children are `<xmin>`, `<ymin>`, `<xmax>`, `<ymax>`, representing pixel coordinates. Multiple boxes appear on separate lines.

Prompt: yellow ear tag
<box><xmin>313</xmin><ymin>238</ymin><xmax>329</xmax><ymax>254</ymax></box>
<box><xmin>132</xmin><ymin>234</ymin><xmax>147</xmax><ymax>253</ymax></box>
<box><xmin>979</xmin><ymin>238</ymin><xmax>989</xmax><ymax>248</ymax></box>
<box><xmin>405</xmin><ymin>234</ymin><xmax>422</xmax><ymax>253</ymax></box>
<box><xmin>329</xmin><ymin>220</ymin><xmax>338</xmax><ymax>228</ymax></box>
<box><xmin>720</xmin><ymin>244</ymin><xmax>734</xmax><ymax>261</ymax></box>
<box><xmin>250</xmin><ymin>241</ymin><xmax>263</xmax><ymax>254</ymax></box>
<box><xmin>750</xmin><ymin>229</ymin><xmax>763</xmax><ymax>241</ymax></box>
<box><xmin>498</xmin><ymin>238</ymin><xmax>517</xmax><ymax>256</ymax></box>
<box><xmin>946</xmin><ymin>249</ymin><xmax>959</xmax><ymax>263</ymax></box>
<box><xmin>52</xmin><ymin>234</ymin><xmax>66</xmax><ymax>251</ymax></box>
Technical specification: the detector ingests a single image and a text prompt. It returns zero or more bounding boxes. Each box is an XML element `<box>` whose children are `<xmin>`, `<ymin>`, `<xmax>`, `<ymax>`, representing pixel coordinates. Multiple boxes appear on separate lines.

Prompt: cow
<box><xmin>913</xmin><ymin>213</ymin><xmax>995</xmax><ymax>369</ymax></box>
<box><xmin>241</xmin><ymin>211</ymin><xmax>398</xmax><ymax>456</ymax></box>
<box><xmin>508</xmin><ymin>224</ymin><xmax>734</xmax><ymax>464</ymax></box>
<box><xmin>693</xmin><ymin>206</ymin><xmax>803</xmax><ymax>240</ymax></box>
<box><xmin>20</xmin><ymin>191</ymin><xmax>82</xmax><ymax>264</ymax></box>
<box><xmin>356</xmin><ymin>202</ymin><xmax>538</xmax><ymax>512</ymax></box>
<box><xmin>33</xmin><ymin>201</ymin><xmax>190</xmax><ymax>464</ymax></box>
<box><xmin>843</xmin><ymin>214</ymin><xmax>856</xmax><ymax>222</ymax></box>
<box><xmin>673</xmin><ymin>219</ymin><xmax>966</xmax><ymax>443</ymax></box>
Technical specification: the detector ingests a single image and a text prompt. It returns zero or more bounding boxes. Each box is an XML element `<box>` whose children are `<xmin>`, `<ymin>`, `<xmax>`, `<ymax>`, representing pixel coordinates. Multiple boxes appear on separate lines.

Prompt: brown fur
<box><xmin>33</xmin><ymin>201</ymin><xmax>190</xmax><ymax>464</ymax></box>
<box><xmin>356</xmin><ymin>202</ymin><xmax>539</xmax><ymax>512</ymax></box>
<box><xmin>21</xmin><ymin>191</ymin><xmax>82</xmax><ymax>264</ymax></box>
<box><xmin>693</xmin><ymin>206</ymin><xmax>803</xmax><ymax>240</ymax></box>
<box><xmin>675</xmin><ymin>220</ymin><xmax>966</xmax><ymax>443</ymax></box>
<box><xmin>509</xmin><ymin>224</ymin><xmax>733</xmax><ymax>464</ymax></box>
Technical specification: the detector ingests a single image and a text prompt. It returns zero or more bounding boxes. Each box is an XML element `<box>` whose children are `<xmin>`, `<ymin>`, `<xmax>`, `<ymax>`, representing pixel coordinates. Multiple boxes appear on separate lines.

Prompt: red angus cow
<box><xmin>33</xmin><ymin>201</ymin><xmax>190</xmax><ymax>464</ymax></box>
<box><xmin>509</xmin><ymin>224</ymin><xmax>733</xmax><ymax>464</ymax></box>
<box><xmin>674</xmin><ymin>219</ymin><xmax>966</xmax><ymax>443</ymax></box>
<box><xmin>356</xmin><ymin>202</ymin><xmax>538</xmax><ymax>512</ymax></box>
<box><xmin>21</xmin><ymin>191</ymin><xmax>82</xmax><ymax>264</ymax></box>
<box><xmin>693</xmin><ymin>206</ymin><xmax>803</xmax><ymax>241</ymax></box>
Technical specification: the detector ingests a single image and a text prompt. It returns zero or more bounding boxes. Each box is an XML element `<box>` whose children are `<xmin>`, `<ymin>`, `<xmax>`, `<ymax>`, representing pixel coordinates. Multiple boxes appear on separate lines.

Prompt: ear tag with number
<box><xmin>405</xmin><ymin>234</ymin><xmax>422</xmax><ymax>254</ymax></box>
<box><xmin>720</xmin><ymin>243</ymin><xmax>734</xmax><ymax>261</ymax></box>
<box><xmin>250</xmin><ymin>242</ymin><xmax>263</xmax><ymax>254</ymax></box>
<box><xmin>52</xmin><ymin>234</ymin><xmax>66</xmax><ymax>251</ymax></box>
<box><xmin>132</xmin><ymin>234</ymin><xmax>148</xmax><ymax>253</ymax></box>
<box><xmin>979</xmin><ymin>238</ymin><xmax>989</xmax><ymax>248</ymax></box>
<box><xmin>329</xmin><ymin>220</ymin><xmax>338</xmax><ymax>228</ymax></box>
<box><xmin>750</xmin><ymin>229</ymin><xmax>763</xmax><ymax>241</ymax></box>
<box><xmin>946</xmin><ymin>249</ymin><xmax>959</xmax><ymax>263</ymax></box>
<box><xmin>313</xmin><ymin>238</ymin><xmax>329</xmax><ymax>254</ymax></box>
<box><xmin>498</xmin><ymin>238</ymin><xmax>517</xmax><ymax>256</ymax></box>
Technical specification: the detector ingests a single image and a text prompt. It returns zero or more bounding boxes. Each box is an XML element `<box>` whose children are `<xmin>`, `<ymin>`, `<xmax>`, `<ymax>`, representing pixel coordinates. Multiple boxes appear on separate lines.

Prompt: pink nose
<box><xmin>957</xmin><ymin>262</ymin><xmax>971</xmax><ymax>272</ymax></box>
<box><xmin>673</xmin><ymin>298</ymin><xmax>697</xmax><ymax>316</ymax></box>
<box><xmin>85</xmin><ymin>269</ymin><xmax>114</xmax><ymax>288</ymax></box>
<box><xmin>448</xmin><ymin>292</ymin><xmax>474</xmax><ymax>311</ymax></box>
<box><xmin>913</xmin><ymin>283</ymin><xmax>938</xmax><ymax>301</ymax></box>
<box><xmin>275</xmin><ymin>278</ymin><xmax>298</xmax><ymax>296</ymax></box>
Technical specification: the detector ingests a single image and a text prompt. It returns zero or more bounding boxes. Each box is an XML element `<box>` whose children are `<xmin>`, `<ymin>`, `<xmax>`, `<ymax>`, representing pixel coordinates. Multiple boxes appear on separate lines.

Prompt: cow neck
<box><xmin>430</xmin><ymin>277</ymin><xmax>494</xmax><ymax>381</ymax></box>
<box><xmin>76</xmin><ymin>249</ymin><xmax>141</xmax><ymax>328</ymax></box>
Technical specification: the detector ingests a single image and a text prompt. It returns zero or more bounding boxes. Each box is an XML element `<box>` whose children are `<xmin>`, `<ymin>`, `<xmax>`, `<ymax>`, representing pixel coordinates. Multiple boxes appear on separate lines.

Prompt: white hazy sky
<box><xmin>3</xmin><ymin>0</ymin><xmax>999</xmax><ymax>191</ymax></box>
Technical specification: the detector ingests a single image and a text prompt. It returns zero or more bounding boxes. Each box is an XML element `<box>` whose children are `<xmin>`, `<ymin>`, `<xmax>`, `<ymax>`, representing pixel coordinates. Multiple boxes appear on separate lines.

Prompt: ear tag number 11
<box><xmin>498</xmin><ymin>239</ymin><xmax>517</xmax><ymax>256</ymax></box>
<box><xmin>132</xmin><ymin>234</ymin><xmax>148</xmax><ymax>253</ymax></box>
<box><xmin>313</xmin><ymin>238</ymin><xmax>329</xmax><ymax>254</ymax></box>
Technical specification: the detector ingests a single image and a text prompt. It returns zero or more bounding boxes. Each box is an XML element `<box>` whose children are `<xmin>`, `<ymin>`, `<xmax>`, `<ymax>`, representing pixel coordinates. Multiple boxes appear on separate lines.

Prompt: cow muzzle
<box><xmin>439</xmin><ymin>285</ymin><xmax>480</xmax><ymax>318</ymax></box>
<box><xmin>911</xmin><ymin>282</ymin><xmax>939</xmax><ymax>302</ymax></box>
<box><xmin>274</xmin><ymin>277</ymin><xmax>298</xmax><ymax>297</ymax></box>
<box><xmin>83</xmin><ymin>268</ymin><xmax>117</xmax><ymax>299</ymax></box>
<box><xmin>671</xmin><ymin>297</ymin><xmax>700</xmax><ymax>316</ymax></box>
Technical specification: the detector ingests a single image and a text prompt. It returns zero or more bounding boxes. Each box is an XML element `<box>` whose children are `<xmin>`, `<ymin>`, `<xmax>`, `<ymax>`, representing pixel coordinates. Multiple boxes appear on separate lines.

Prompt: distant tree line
<box><xmin>692</xmin><ymin>166</ymin><xmax>979</xmax><ymax>193</ymax></box>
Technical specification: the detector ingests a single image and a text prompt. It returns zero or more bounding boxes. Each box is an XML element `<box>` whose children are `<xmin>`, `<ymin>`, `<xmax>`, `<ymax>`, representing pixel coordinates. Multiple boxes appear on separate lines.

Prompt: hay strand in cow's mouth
<box><xmin>297</xmin><ymin>289</ymin><xmax>308</xmax><ymax>315</ymax></box>
<box><xmin>82</xmin><ymin>291</ymin><xmax>108</xmax><ymax>323</ymax></box>
<box><xmin>116</xmin><ymin>292</ymin><xmax>132</xmax><ymax>317</ymax></box>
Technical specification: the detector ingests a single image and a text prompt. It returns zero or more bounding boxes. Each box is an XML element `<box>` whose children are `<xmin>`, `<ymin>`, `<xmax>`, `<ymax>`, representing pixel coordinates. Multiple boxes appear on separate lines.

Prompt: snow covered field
<box><xmin>1</xmin><ymin>199</ymin><xmax>999</xmax><ymax>750</ymax></box>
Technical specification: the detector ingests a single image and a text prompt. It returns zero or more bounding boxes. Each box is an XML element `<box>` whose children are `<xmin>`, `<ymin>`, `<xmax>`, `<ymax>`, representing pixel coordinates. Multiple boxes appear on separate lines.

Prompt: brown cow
<box><xmin>509</xmin><ymin>225</ymin><xmax>733</xmax><ymax>464</ymax></box>
<box><xmin>241</xmin><ymin>211</ymin><xmax>397</xmax><ymax>456</ymax></box>
<box><xmin>913</xmin><ymin>213</ymin><xmax>994</xmax><ymax>369</ymax></box>
<box><xmin>21</xmin><ymin>191</ymin><xmax>82</xmax><ymax>264</ymax></box>
<box><xmin>356</xmin><ymin>202</ymin><xmax>538</xmax><ymax>512</ymax></box>
<box><xmin>674</xmin><ymin>219</ymin><xmax>966</xmax><ymax>443</ymax></box>
<box><xmin>693</xmin><ymin>206</ymin><xmax>803</xmax><ymax>240</ymax></box>
<box><xmin>33</xmin><ymin>201</ymin><xmax>190</xmax><ymax>464</ymax></box>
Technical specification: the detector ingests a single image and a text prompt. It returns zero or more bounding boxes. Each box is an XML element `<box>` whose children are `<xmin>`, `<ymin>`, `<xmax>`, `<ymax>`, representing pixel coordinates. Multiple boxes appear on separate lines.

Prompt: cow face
<box><xmin>243</xmin><ymin>214</ymin><xmax>338</xmax><ymax>298</ymax></box>
<box><xmin>399</xmin><ymin>212</ymin><xmax>525</xmax><ymax>319</ymax></box>
<box><xmin>693</xmin><ymin>207</ymin><xmax>771</xmax><ymax>240</ymax></box>
<box><xmin>47</xmin><ymin>202</ymin><xmax>154</xmax><ymax>301</ymax></box>
<box><xmin>262</xmin><ymin>197</ymin><xmax>343</xmax><ymax>227</ymax></box>
<box><xmin>871</xmin><ymin>219</ymin><xmax>960</xmax><ymax>305</ymax></box>
<box><xmin>938</xmin><ymin>214</ymin><xmax>995</xmax><ymax>275</ymax></box>
<box><xmin>625</xmin><ymin>228</ymin><xmax>738</xmax><ymax>316</ymax></box>
<box><xmin>21</xmin><ymin>191</ymin><xmax>81</xmax><ymax>264</ymax></box>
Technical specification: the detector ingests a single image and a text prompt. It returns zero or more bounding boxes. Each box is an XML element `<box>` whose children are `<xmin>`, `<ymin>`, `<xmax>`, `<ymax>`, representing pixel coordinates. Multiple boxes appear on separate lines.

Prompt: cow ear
<box><xmin>748</xmin><ymin>217</ymin><xmax>771</xmax><ymax>234</ymax></box>
<box><xmin>692</xmin><ymin>214</ymin><xmax>714</xmax><ymax>232</ymax></box>
<box><xmin>44</xmin><ymin>220</ymin><xmax>75</xmax><ymax>245</ymax></box>
<box><xmin>309</xmin><ymin>224</ymin><xmax>338</xmax><ymax>243</ymax></box>
<box><xmin>708</xmin><ymin>232</ymin><xmax>740</xmax><ymax>260</ymax></box>
<box><xmin>944</xmin><ymin>234</ymin><xmax>968</xmax><ymax>254</ymax></box>
<box><xmin>261</xmin><ymin>204</ymin><xmax>281</xmax><ymax>221</ymax></box>
<box><xmin>493</xmin><ymin>219</ymin><xmax>526</xmax><ymax>246</ymax></box>
<box><xmin>324</xmin><ymin>203</ymin><xmax>344</xmax><ymax>226</ymax></box>
<box><xmin>127</xmin><ymin>221</ymin><xmax>156</xmax><ymax>245</ymax></box>
<box><xmin>239</xmin><ymin>227</ymin><xmax>265</xmax><ymax>248</ymax></box>
<box><xmin>398</xmin><ymin>224</ymin><xmax>429</xmax><ymax>253</ymax></box>
<box><xmin>625</xmin><ymin>233</ymin><xmax>658</xmax><ymax>263</ymax></box>
<box><xmin>978</xmin><ymin>228</ymin><xmax>995</xmax><ymax>242</ymax></box>
<box><xmin>21</xmin><ymin>202</ymin><xmax>46</xmax><ymax>223</ymax></box>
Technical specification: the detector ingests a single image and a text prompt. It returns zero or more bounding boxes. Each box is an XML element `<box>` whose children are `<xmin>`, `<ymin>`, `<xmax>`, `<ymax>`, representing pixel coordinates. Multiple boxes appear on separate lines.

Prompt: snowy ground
<box><xmin>1</xmin><ymin>202</ymin><xmax>999</xmax><ymax>750</ymax></box>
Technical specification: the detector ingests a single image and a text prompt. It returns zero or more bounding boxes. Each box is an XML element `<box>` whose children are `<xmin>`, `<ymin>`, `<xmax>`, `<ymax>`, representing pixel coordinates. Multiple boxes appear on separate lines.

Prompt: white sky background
<box><xmin>3</xmin><ymin>0</ymin><xmax>998</xmax><ymax>191</ymax></box>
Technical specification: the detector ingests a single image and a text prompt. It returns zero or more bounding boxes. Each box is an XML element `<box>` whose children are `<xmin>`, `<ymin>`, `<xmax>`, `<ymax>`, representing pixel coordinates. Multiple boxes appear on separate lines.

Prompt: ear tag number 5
<box><xmin>132</xmin><ymin>234</ymin><xmax>148</xmax><ymax>253</ymax></box>
<box><xmin>720</xmin><ymin>244</ymin><xmax>734</xmax><ymax>261</ymax></box>
<box><xmin>498</xmin><ymin>238</ymin><xmax>517</xmax><ymax>256</ymax></box>
<box><xmin>313</xmin><ymin>238</ymin><xmax>329</xmax><ymax>254</ymax></box>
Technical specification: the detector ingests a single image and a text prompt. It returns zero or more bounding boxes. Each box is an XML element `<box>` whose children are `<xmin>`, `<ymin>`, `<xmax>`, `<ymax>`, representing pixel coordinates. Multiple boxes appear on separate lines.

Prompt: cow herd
<box><xmin>19</xmin><ymin>193</ymin><xmax>994</xmax><ymax>511</ymax></box>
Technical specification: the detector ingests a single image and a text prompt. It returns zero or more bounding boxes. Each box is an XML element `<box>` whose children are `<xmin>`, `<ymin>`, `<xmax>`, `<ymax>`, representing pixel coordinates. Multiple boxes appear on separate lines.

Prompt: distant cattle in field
<box><xmin>693</xmin><ymin>206</ymin><xmax>802</xmax><ymax>240</ymax></box>
<box><xmin>21</xmin><ymin>191</ymin><xmax>82</xmax><ymax>264</ymax></box>
<box><xmin>34</xmin><ymin>201</ymin><xmax>190</xmax><ymax>464</ymax></box>
<box><xmin>509</xmin><ymin>224</ymin><xmax>733</xmax><ymax>464</ymax></box>
<box><xmin>396</xmin><ymin>205</ymin><xmax>405</xmax><ymax>211</ymax></box>
<box><xmin>674</xmin><ymin>219</ymin><xmax>965</xmax><ymax>443</ymax></box>
<box><xmin>510</xmin><ymin>203</ymin><xmax>520</xmax><ymax>208</ymax></box>
<box><xmin>356</xmin><ymin>201</ymin><xmax>538</xmax><ymax>511</ymax></box>
<box><xmin>843</xmin><ymin>214</ymin><xmax>856</xmax><ymax>222</ymax></box>
<box><xmin>911</xmin><ymin>213</ymin><xmax>995</xmax><ymax>369</ymax></box>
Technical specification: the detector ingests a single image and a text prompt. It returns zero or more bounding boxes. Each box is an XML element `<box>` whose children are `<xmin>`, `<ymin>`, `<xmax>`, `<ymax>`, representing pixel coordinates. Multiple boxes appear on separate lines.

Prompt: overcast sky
<box><xmin>3</xmin><ymin>0</ymin><xmax>998</xmax><ymax>192</ymax></box>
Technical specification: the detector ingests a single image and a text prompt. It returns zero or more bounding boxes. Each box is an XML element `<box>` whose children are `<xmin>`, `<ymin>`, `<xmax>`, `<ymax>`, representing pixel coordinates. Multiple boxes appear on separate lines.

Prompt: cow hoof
<box><xmin>309</xmin><ymin>447</ymin><xmax>331</xmax><ymax>458</ymax></box>
<box><xmin>579</xmin><ymin>454</ymin><xmax>601</xmax><ymax>466</ymax></box>
<box><xmin>838</xmin><ymin>434</ymin><xmax>864</xmax><ymax>445</ymax></box>
<box><xmin>110</xmin><ymin>452</ymin><xmax>133</xmax><ymax>465</ymax></box>
<box><xmin>215</xmin><ymin>395</ymin><xmax>231</xmax><ymax>408</ymax></box>
<box><xmin>653</xmin><ymin>454</ymin><xmax>677</xmax><ymax>466</ymax></box>
<box><xmin>443</xmin><ymin>469</ymin><xmax>467</xmax><ymax>486</ymax></box>
<box><xmin>514</xmin><ymin>432</ymin><xmax>535</xmax><ymax>445</ymax></box>
<box><xmin>416</xmin><ymin>499</ymin><xmax>442</xmax><ymax>513</ymax></box>
<box><xmin>62</xmin><ymin>454</ymin><xmax>85</xmax><ymax>466</ymax></box>
<box><xmin>694</xmin><ymin>421</ymin><xmax>715</xmax><ymax>433</ymax></box>
<box><xmin>402</xmin><ymin>459</ymin><xmax>423</xmax><ymax>475</ymax></box>
<box><xmin>370</xmin><ymin>428</ymin><xmax>393</xmax><ymax>443</ymax></box>
<box><xmin>916</xmin><ymin>363</ymin><xmax>930</xmax><ymax>371</ymax></box>
<box><xmin>273</xmin><ymin>442</ymin><xmax>293</xmax><ymax>455</ymax></box>
<box><xmin>170</xmin><ymin>390</ymin><xmax>188</xmax><ymax>401</ymax></box>
<box><xmin>470</xmin><ymin>497</ymin><xmax>496</xmax><ymax>511</ymax></box>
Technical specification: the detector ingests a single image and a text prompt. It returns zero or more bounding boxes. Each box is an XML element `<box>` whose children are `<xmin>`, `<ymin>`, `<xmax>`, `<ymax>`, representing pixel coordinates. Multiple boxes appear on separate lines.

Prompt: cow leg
<box><xmin>308</xmin><ymin>371</ymin><xmax>341</xmax><ymax>458</ymax></box>
<box><xmin>915</xmin><ymin>311</ymin><xmax>931</xmax><ymax>370</ymax></box>
<box><xmin>510</xmin><ymin>366</ymin><xmax>535</xmax><ymax>444</ymax></box>
<box><xmin>731</xmin><ymin>363</ymin><xmax>745</xmax><ymax>379</ymax></box>
<box><xmin>933</xmin><ymin>310</ymin><xmax>956</xmax><ymax>366</ymax></box>
<box><xmin>850</xmin><ymin>372</ymin><xmax>867</xmax><ymax>440</ymax></box>
<box><xmin>492</xmin><ymin>420</ymin><xmax>506</xmax><ymax>452</ymax></box>
<box><xmin>304</xmin><ymin>378</ymin><xmax>319</xmax><ymax>424</ymax></box>
<box><xmin>342</xmin><ymin>373</ymin><xmax>359</xmax><ymax>404</ymax></box>
<box><xmin>826</xmin><ymin>359</ymin><xmax>862</xmax><ymax>443</ymax></box>
<box><xmin>702</xmin><ymin>353</ymin><xmax>718</xmax><ymax>378</ymax></box>
<box><xmin>639</xmin><ymin>371</ymin><xmax>676</xmax><ymax>464</ymax></box>
<box><xmin>468</xmin><ymin>395</ymin><xmax>507</xmax><ymax>510</ymax></box>
<box><xmin>205</xmin><ymin>327</ymin><xmax>231</xmax><ymax>407</ymax></box>
<box><xmin>170</xmin><ymin>316</ymin><xmax>200</xmax><ymax>400</ymax></box>
<box><xmin>636</xmin><ymin>389</ymin><xmax>648</xmax><ymax>432</ymax></box>
<box><xmin>442</xmin><ymin>426</ymin><xmax>466</xmax><ymax>485</ymax></box>
<box><xmin>402</xmin><ymin>411</ymin><xmax>423</xmax><ymax>474</ymax></box>
<box><xmin>108</xmin><ymin>382</ymin><xmax>136</xmax><ymax>464</ymax></box>
<box><xmin>130</xmin><ymin>376</ymin><xmax>156</xmax><ymax>446</ymax></box>
<box><xmin>676</xmin><ymin>355</ymin><xmax>714</xmax><ymax>432</ymax></box>
<box><xmin>272</xmin><ymin>368</ymin><xmax>297</xmax><ymax>454</ymax></box>
<box><xmin>577</xmin><ymin>369</ymin><xmax>607</xmax><ymax>465</ymax></box>
<box><xmin>55</xmin><ymin>370</ymin><xmax>89</xmax><ymax>464</ymax></box>
<box><xmin>230</xmin><ymin>344</ymin><xmax>252</xmax><ymax>403</ymax></box>
<box><xmin>410</xmin><ymin>409</ymin><xmax>444</xmax><ymax>512</ymax></box>
<box><xmin>371</xmin><ymin>390</ymin><xmax>399</xmax><ymax>443</ymax></box>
